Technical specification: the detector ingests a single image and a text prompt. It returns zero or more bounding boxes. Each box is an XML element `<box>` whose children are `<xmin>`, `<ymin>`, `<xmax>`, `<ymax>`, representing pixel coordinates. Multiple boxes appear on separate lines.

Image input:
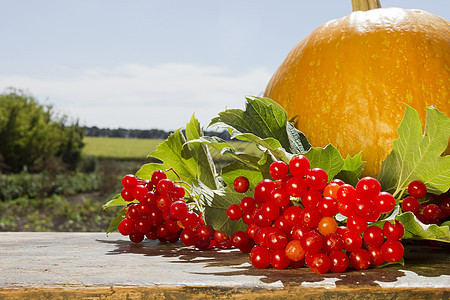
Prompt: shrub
<box><xmin>0</xmin><ymin>88</ymin><xmax>84</xmax><ymax>173</ymax></box>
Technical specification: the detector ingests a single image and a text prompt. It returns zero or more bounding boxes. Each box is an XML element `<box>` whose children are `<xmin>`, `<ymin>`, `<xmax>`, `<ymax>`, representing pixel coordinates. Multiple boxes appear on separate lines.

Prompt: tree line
<box><xmin>84</xmin><ymin>126</ymin><xmax>231</xmax><ymax>140</ymax></box>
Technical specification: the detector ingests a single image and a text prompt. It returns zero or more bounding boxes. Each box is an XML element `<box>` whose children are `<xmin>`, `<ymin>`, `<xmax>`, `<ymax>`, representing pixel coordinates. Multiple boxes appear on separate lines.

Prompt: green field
<box><xmin>83</xmin><ymin>136</ymin><xmax>260</xmax><ymax>160</ymax></box>
<box><xmin>83</xmin><ymin>137</ymin><xmax>163</xmax><ymax>159</ymax></box>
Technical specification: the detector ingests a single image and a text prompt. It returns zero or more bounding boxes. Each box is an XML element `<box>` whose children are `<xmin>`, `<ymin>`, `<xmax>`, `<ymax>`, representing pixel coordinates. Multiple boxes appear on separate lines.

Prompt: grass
<box><xmin>83</xmin><ymin>136</ymin><xmax>163</xmax><ymax>159</ymax></box>
<box><xmin>83</xmin><ymin>136</ymin><xmax>260</xmax><ymax>160</ymax></box>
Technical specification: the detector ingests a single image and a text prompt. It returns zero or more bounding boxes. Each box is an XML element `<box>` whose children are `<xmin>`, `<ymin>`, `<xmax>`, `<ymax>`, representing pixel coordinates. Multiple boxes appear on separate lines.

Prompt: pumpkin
<box><xmin>264</xmin><ymin>0</ymin><xmax>450</xmax><ymax>177</ymax></box>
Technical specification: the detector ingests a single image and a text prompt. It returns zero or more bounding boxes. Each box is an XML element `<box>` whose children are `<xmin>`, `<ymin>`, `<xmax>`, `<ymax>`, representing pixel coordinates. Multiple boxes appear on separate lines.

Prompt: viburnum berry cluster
<box><xmin>118</xmin><ymin>170</ymin><xmax>208</xmax><ymax>246</ymax></box>
<box><xmin>115</xmin><ymin>155</ymin><xmax>447</xmax><ymax>274</ymax></box>
<box><xmin>402</xmin><ymin>180</ymin><xmax>450</xmax><ymax>225</ymax></box>
<box><xmin>226</xmin><ymin>155</ymin><xmax>406</xmax><ymax>273</ymax></box>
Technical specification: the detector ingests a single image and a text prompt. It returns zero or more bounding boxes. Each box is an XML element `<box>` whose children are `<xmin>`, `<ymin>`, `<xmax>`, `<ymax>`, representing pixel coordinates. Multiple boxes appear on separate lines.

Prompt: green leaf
<box><xmin>185</xmin><ymin>136</ymin><xmax>261</xmax><ymax>170</ymax></box>
<box><xmin>103</xmin><ymin>193</ymin><xmax>132</xmax><ymax>210</ymax></box>
<box><xmin>304</xmin><ymin>144</ymin><xmax>345</xmax><ymax>180</ymax></box>
<box><xmin>194</xmin><ymin>183</ymin><xmax>247</xmax><ymax>236</ymax></box>
<box><xmin>209</xmin><ymin>96</ymin><xmax>311</xmax><ymax>157</ymax></box>
<box><xmin>377</xmin><ymin>105</ymin><xmax>450</xmax><ymax>197</ymax></box>
<box><xmin>396</xmin><ymin>212</ymin><xmax>450</xmax><ymax>243</ymax></box>
<box><xmin>373</xmin><ymin>212</ymin><xmax>450</xmax><ymax>243</ymax></box>
<box><xmin>221</xmin><ymin>161</ymin><xmax>265</xmax><ymax>188</ymax></box>
<box><xmin>106</xmin><ymin>209</ymin><xmax>126</xmax><ymax>234</ymax></box>
<box><xmin>335</xmin><ymin>152</ymin><xmax>365</xmax><ymax>186</ymax></box>
<box><xmin>136</xmin><ymin>117</ymin><xmax>219</xmax><ymax>190</ymax></box>
<box><xmin>184</xmin><ymin>114</ymin><xmax>220</xmax><ymax>190</ymax></box>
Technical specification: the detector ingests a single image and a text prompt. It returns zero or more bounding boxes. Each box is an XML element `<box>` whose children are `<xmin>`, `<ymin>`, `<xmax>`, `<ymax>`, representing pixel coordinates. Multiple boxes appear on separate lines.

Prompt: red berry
<box><xmin>122</xmin><ymin>174</ymin><xmax>138</xmax><ymax>189</ymax></box>
<box><xmin>254</xmin><ymin>179</ymin><xmax>277</xmax><ymax>204</ymax></box>
<box><xmin>342</xmin><ymin>230</ymin><xmax>363</xmax><ymax>252</ymax></box>
<box><xmin>168</xmin><ymin>200</ymin><xmax>188</xmax><ymax>220</ymax></box>
<box><xmin>249</xmin><ymin>246</ymin><xmax>271</xmax><ymax>269</ymax></box>
<box><xmin>336</xmin><ymin>184</ymin><xmax>356</xmax><ymax>204</ymax></box>
<box><xmin>289</xmin><ymin>155</ymin><xmax>310</xmax><ymax>178</ymax></box>
<box><xmin>121</xmin><ymin>188</ymin><xmax>135</xmax><ymax>202</ymax></box>
<box><xmin>363</xmin><ymin>225</ymin><xmax>385</xmax><ymax>247</ymax></box>
<box><xmin>374</xmin><ymin>192</ymin><xmax>396</xmax><ymax>214</ymax></box>
<box><xmin>240</xmin><ymin>196</ymin><xmax>256</xmax><ymax>212</ymax></box>
<box><xmin>349</xmin><ymin>249</ymin><xmax>371</xmax><ymax>270</ymax></box>
<box><xmin>309</xmin><ymin>253</ymin><xmax>331</xmax><ymax>274</ymax></box>
<box><xmin>301</xmin><ymin>231</ymin><xmax>323</xmax><ymax>254</ymax></box>
<box><xmin>118</xmin><ymin>218</ymin><xmax>134</xmax><ymax>236</ymax></box>
<box><xmin>329</xmin><ymin>250</ymin><xmax>349</xmax><ymax>273</ymax></box>
<box><xmin>269</xmin><ymin>161</ymin><xmax>289</xmax><ymax>180</ymax></box>
<box><xmin>356</xmin><ymin>177</ymin><xmax>381</xmax><ymax>201</ymax></box>
<box><xmin>226</xmin><ymin>204</ymin><xmax>243</xmax><ymax>221</ymax></box>
<box><xmin>422</xmin><ymin>204</ymin><xmax>441</xmax><ymax>220</ymax></box>
<box><xmin>129</xmin><ymin>232</ymin><xmax>144</xmax><ymax>243</ymax></box>
<box><xmin>306</xmin><ymin>168</ymin><xmax>329</xmax><ymax>190</ymax></box>
<box><xmin>401</xmin><ymin>196</ymin><xmax>421</xmax><ymax>213</ymax></box>
<box><xmin>368</xmin><ymin>246</ymin><xmax>385</xmax><ymax>266</ymax></box>
<box><xmin>270</xmin><ymin>249</ymin><xmax>291</xmax><ymax>269</ymax></box>
<box><xmin>301</xmin><ymin>189</ymin><xmax>322</xmax><ymax>208</ymax></box>
<box><xmin>408</xmin><ymin>180</ymin><xmax>427</xmax><ymax>199</ymax></box>
<box><xmin>233</xmin><ymin>176</ymin><xmax>250</xmax><ymax>193</ymax></box>
<box><xmin>318</xmin><ymin>196</ymin><xmax>339</xmax><ymax>217</ymax></box>
<box><xmin>381</xmin><ymin>240</ymin><xmax>404</xmax><ymax>262</ymax></box>
<box><xmin>265</xmin><ymin>228</ymin><xmax>288</xmax><ymax>250</ymax></box>
<box><xmin>151</xmin><ymin>170</ymin><xmax>167</xmax><ymax>186</ymax></box>
<box><xmin>383</xmin><ymin>220</ymin><xmax>404</xmax><ymax>241</ymax></box>
<box><xmin>286</xmin><ymin>176</ymin><xmax>308</xmax><ymax>198</ymax></box>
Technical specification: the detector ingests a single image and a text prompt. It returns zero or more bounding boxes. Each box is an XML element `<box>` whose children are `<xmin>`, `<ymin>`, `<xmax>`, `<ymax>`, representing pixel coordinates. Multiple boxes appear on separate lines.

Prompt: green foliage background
<box><xmin>0</xmin><ymin>88</ymin><xmax>84</xmax><ymax>173</ymax></box>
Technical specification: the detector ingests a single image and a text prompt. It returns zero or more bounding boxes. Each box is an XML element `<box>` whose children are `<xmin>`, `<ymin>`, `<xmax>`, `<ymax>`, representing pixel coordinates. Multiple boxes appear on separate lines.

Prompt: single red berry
<box><xmin>381</xmin><ymin>240</ymin><xmax>404</xmax><ymax>263</ymax></box>
<box><xmin>240</xmin><ymin>196</ymin><xmax>256</xmax><ymax>212</ymax></box>
<box><xmin>249</xmin><ymin>246</ymin><xmax>271</xmax><ymax>269</ymax></box>
<box><xmin>329</xmin><ymin>250</ymin><xmax>349</xmax><ymax>273</ymax></box>
<box><xmin>289</xmin><ymin>155</ymin><xmax>310</xmax><ymax>178</ymax></box>
<box><xmin>286</xmin><ymin>176</ymin><xmax>308</xmax><ymax>198</ymax></box>
<box><xmin>122</xmin><ymin>174</ymin><xmax>138</xmax><ymax>189</ymax></box>
<box><xmin>422</xmin><ymin>204</ymin><xmax>441</xmax><ymax>220</ymax></box>
<box><xmin>233</xmin><ymin>176</ymin><xmax>250</xmax><ymax>193</ymax></box>
<box><xmin>374</xmin><ymin>192</ymin><xmax>396</xmax><ymax>214</ymax></box>
<box><xmin>151</xmin><ymin>170</ymin><xmax>167</xmax><ymax>186</ymax></box>
<box><xmin>383</xmin><ymin>220</ymin><xmax>404</xmax><ymax>241</ymax></box>
<box><xmin>118</xmin><ymin>218</ymin><xmax>134</xmax><ymax>236</ymax></box>
<box><xmin>306</xmin><ymin>168</ymin><xmax>329</xmax><ymax>190</ymax></box>
<box><xmin>408</xmin><ymin>180</ymin><xmax>427</xmax><ymax>199</ymax></box>
<box><xmin>269</xmin><ymin>161</ymin><xmax>289</xmax><ymax>180</ymax></box>
<box><xmin>309</xmin><ymin>253</ymin><xmax>331</xmax><ymax>274</ymax></box>
<box><xmin>226</xmin><ymin>204</ymin><xmax>243</xmax><ymax>221</ymax></box>
<box><xmin>368</xmin><ymin>246</ymin><xmax>385</xmax><ymax>266</ymax></box>
<box><xmin>363</xmin><ymin>225</ymin><xmax>385</xmax><ymax>247</ymax></box>
<box><xmin>356</xmin><ymin>177</ymin><xmax>381</xmax><ymax>201</ymax></box>
<box><xmin>349</xmin><ymin>248</ymin><xmax>371</xmax><ymax>270</ymax></box>
<box><xmin>401</xmin><ymin>196</ymin><xmax>421</xmax><ymax>213</ymax></box>
<box><xmin>254</xmin><ymin>179</ymin><xmax>277</xmax><ymax>204</ymax></box>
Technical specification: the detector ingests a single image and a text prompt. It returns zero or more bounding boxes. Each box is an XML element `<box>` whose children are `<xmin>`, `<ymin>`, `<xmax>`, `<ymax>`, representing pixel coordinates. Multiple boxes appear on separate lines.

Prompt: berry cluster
<box><xmin>118</xmin><ymin>170</ymin><xmax>196</xmax><ymax>244</ymax></box>
<box><xmin>226</xmin><ymin>155</ymin><xmax>406</xmax><ymax>273</ymax></box>
<box><xmin>117</xmin><ymin>169</ymin><xmax>248</xmax><ymax>250</ymax></box>
<box><xmin>402</xmin><ymin>180</ymin><xmax>450</xmax><ymax>225</ymax></box>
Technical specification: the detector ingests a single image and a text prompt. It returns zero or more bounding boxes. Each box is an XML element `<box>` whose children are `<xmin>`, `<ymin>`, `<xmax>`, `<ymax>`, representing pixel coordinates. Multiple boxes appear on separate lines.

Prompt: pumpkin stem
<box><xmin>352</xmin><ymin>0</ymin><xmax>381</xmax><ymax>11</ymax></box>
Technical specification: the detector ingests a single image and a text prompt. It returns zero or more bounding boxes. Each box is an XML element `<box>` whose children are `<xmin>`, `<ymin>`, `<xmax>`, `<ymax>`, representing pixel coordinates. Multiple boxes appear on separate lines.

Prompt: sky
<box><xmin>1</xmin><ymin>1</ymin><xmax>448</xmax><ymax>131</ymax></box>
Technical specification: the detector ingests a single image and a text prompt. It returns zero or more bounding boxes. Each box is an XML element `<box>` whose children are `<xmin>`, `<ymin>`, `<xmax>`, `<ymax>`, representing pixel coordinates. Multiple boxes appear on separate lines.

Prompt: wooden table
<box><xmin>0</xmin><ymin>232</ymin><xmax>449</xmax><ymax>299</ymax></box>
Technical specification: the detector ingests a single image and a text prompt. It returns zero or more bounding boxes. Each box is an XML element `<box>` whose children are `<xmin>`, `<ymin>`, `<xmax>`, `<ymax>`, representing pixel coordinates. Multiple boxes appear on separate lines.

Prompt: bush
<box><xmin>0</xmin><ymin>88</ymin><xmax>84</xmax><ymax>173</ymax></box>
<box><xmin>0</xmin><ymin>172</ymin><xmax>100</xmax><ymax>201</ymax></box>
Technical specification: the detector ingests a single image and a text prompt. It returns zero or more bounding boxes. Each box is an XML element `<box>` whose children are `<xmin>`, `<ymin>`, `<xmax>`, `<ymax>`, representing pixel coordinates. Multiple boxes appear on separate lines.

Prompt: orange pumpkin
<box><xmin>264</xmin><ymin>0</ymin><xmax>449</xmax><ymax>177</ymax></box>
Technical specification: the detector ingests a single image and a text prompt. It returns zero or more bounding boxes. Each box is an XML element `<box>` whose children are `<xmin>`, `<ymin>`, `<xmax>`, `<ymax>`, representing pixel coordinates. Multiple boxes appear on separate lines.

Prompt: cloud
<box><xmin>0</xmin><ymin>63</ymin><xmax>271</xmax><ymax>130</ymax></box>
